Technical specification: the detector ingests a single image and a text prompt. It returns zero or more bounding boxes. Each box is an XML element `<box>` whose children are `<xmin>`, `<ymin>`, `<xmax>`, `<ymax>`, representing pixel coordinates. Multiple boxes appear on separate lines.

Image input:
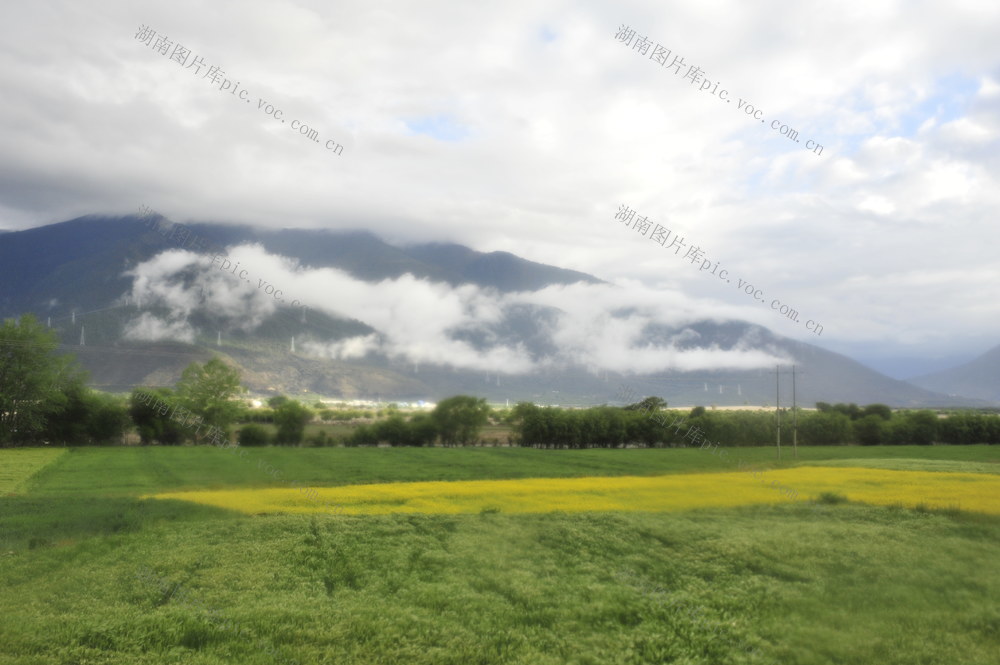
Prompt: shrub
<box><xmin>129</xmin><ymin>388</ymin><xmax>185</xmax><ymax>445</ymax></box>
<box><xmin>347</xmin><ymin>424</ymin><xmax>378</xmax><ymax>447</ymax></box>
<box><xmin>816</xmin><ymin>492</ymin><xmax>848</xmax><ymax>504</ymax></box>
<box><xmin>44</xmin><ymin>385</ymin><xmax>130</xmax><ymax>446</ymax></box>
<box><xmin>307</xmin><ymin>430</ymin><xmax>332</xmax><ymax>446</ymax></box>
<box><xmin>273</xmin><ymin>400</ymin><xmax>312</xmax><ymax>445</ymax></box>
<box><xmin>238</xmin><ymin>424</ymin><xmax>271</xmax><ymax>446</ymax></box>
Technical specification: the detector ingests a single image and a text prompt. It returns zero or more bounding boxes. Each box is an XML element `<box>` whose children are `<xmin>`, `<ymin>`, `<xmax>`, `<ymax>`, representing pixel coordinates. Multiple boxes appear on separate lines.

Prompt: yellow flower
<box><xmin>145</xmin><ymin>466</ymin><xmax>1000</xmax><ymax>516</ymax></box>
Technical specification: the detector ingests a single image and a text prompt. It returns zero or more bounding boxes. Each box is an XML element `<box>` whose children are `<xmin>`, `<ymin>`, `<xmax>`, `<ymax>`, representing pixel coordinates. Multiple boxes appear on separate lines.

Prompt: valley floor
<box><xmin>1</xmin><ymin>445</ymin><xmax>998</xmax><ymax>664</ymax></box>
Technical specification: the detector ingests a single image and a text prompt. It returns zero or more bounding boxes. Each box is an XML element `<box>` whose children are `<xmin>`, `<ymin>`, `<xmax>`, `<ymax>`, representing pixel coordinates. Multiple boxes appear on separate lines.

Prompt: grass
<box><xmin>1</xmin><ymin>444</ymin><xmax>999</xmax><ymax>664</ymax></box>
<box><xmin>0</xmin><ymin>448</ymin><xmax>66</xmax><ymax>495</ymax></box>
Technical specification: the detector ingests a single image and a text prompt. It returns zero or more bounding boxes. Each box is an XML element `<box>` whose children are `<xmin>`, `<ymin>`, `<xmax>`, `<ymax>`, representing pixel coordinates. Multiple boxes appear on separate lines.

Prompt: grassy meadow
<box><xmin>1</xmin><ymin>445</ymin><xmax>999</xmax><ymax>664</ymax></box>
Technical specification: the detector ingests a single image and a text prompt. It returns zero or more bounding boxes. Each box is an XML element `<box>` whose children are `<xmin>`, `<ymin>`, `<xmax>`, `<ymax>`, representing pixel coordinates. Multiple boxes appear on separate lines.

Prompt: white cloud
<box><xmin>123</xmin><ymin>245</ymin><xmax>791</xmax><ymax>374</ymax></box>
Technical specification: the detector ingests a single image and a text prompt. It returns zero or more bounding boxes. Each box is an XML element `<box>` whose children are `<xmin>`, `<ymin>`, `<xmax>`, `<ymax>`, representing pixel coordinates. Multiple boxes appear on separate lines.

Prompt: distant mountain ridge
<box><xmin>908</xmin><ymin>344</ymin><xmax>1000</xmax><ymax>403</ymax></box>
<box><xmin>0</xmin><ymin>214</ymin><xmax>988</xmax><ymax>407</ymax></box>
<box><xmin>0</xmin><ymin>215</ymin><xmax>600</xmax><ymax>317</ymax></box>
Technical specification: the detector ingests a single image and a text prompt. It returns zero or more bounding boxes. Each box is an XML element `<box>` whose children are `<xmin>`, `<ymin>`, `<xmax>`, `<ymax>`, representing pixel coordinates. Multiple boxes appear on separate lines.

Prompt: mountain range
<box><xmin>0</xmin><ymin>214</ymin><xmax>995</xmax><ymax>408</ymax></box>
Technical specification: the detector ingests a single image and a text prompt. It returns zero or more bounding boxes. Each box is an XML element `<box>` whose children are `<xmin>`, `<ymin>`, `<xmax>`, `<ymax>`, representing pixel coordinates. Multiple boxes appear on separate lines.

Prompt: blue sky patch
<box><xmin>897</xmin><ymin>73</ymin><xmax>978</xmax><ymax>137</ymax></box>
<box><xmin>405</xmin><ymin>114</ymin><xmax>469</xmax><ymax>142</ymax></box>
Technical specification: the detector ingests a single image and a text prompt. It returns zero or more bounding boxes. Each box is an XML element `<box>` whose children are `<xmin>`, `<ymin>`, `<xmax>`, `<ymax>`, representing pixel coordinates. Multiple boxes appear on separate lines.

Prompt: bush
<box><xmin>243</xmin><ymin>408</ymin><xmax>275</xmax><ymax>424</ymax></box>
<box><xmin>238</xmin><ymin>424</ymin><xmax>271</xmax><ymax>446</ymax></box>
<box><xmin>42</xmin><ymin>384</ymin><xmax>130</xmax><ymax>446</ymax></box>
<box><xmin>129</xmin><ymin>388</ymin><xmax>186</xmax><ymax>445</ymax></box>
<box><xmin>347</xmin><ymin>424</ymin><xmax>378</xmax><ymax>447</ymax></box>
<box><xmin>307</xmin><ymin>429</ymin><xmax>332</xmax><ymax>446</ymax></box>
<box><xmin>406</xmin><ymin>413</ymin><xmax>438</xmax><ymax>447</ymax></box>
<box><xmin>373</xmin><ymin>415</ymin><xmax>408</xmax><ymax>444</ymax></box>
<box><xmin>273</xmin><ymin>400</ymin><xmax>312</xmax><ymax>445</ymax></box>
<box><xmin>817</xmin><ymin>491</ymin><xmax>849</xmax><ymax>504</ymax></box>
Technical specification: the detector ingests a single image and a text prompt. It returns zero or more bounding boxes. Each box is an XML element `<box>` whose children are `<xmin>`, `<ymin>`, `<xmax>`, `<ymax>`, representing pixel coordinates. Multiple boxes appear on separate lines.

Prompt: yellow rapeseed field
<box><xmin>145</xmin><ymin>466</ymin><xmax>1000</xmax><ymax>516</ymax></box>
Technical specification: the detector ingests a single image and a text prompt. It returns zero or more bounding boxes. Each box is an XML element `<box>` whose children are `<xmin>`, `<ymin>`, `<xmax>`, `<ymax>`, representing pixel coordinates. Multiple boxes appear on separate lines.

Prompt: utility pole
<box><xmin>792</xmin><ymin>364</ymin><xmax>798</xmax><ymax>459</ymax></box>
<box><xmin>776</xmin><ymin>365</ymin><xmax>781</xmax><ymax>460</ymax></box>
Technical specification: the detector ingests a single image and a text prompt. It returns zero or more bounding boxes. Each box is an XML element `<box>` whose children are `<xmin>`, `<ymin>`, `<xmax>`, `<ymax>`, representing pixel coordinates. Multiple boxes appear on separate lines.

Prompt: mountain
<box><xmin>908</xmin><ymin>344</ymin><xmax>1000</xmax><ymax>404</ymax></box>
<box><xmin>0</xmin><ymin>214</ymin><xmax>600</xmax><ymax>316</ymax></box>
<box><xmin>851</xmin><ymin>353</ymin><xmax>977</xmax><ymax>381</ymax></box>
<box><xmin>0</xmin><ymin>214</ymin><xmax>986</xmax><ymax>407</ymax></box>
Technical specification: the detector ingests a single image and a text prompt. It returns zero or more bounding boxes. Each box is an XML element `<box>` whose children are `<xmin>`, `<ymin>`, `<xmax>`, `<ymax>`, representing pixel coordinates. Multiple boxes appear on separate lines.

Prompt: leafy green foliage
<box><xmin>861</xmin><ymin>404</ymin><xmax>893</xmax><ymax>421</ymax></box>
<box><xmin>624</xmin><ymin>396</ymin><xmax>667</xmax><ymax>412</ymax></box>
<box><xmin>798</xmin><ymin>411</ymin><xmax>852</xmax><ymax>445</ymax></box>
<box><xmin>41</xmin><ymin>383</ymin><xmax>129</xmax><ymax>446</ymax></box>
<box><xmin>272</xmin><ymin>400</ymin><xmax>312</xmax><ymax>445</ymax></box>
<box><xmin>431</xmin><ymin>395</ymin><xmax>491</xmax><ymax>446</ymax></box>
<box><xmin>853</xmin><ymin>414</ymin><xmax>886</xmax><ymax>445</ymax></box>
<box><xmin>817</xmin><ymin>491</ymin><xmax>849</xmax><ymax>504</ymax></box>
<box><xmin>175</xmin><ymin>357</ymin><xmax>246</xmax><ymax>436</ymax></box>
<box><xmin>238</xmin><ymin>424</ymin><xmax>271</xmax><ymax>446</ymax></box>
<box><xmin>267</xmin><ymin>395</ymin><xmax>289</xmax><ymax>409</ymax></box>
<box><xmin>347</xmin><ymin>413</ymin><xmax>439</xmax><ymax>446</ymax></box>
<box><xmin>129</xmin><ymin>388</ymin><xmax>186</xmax><ymax>445</ymax></box>
<box><xmin>0</xmin><ymin>314</ymin><xmax>85</xmax><ymax>445</ymax></box>
<box><xmin>885</xmin><ymin>410</ymin><xmax>939</xmax><ymax>445</ymax></box>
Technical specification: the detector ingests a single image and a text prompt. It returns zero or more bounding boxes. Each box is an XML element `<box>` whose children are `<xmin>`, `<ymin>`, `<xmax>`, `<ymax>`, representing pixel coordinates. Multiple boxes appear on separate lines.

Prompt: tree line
<box><xmin>503</xmin><ymin>398</ymin><xmax>1000</xmax><ymax>448</ymax></box>
<box><xmin>0</xmin><ymin>314</ymin><xmax>493</xmax><ymax>447</ymax></box>
<box><xmin>3</xmin><ymin>314</ymin><xmax>1000</xmax><ymax>448</ymax></box>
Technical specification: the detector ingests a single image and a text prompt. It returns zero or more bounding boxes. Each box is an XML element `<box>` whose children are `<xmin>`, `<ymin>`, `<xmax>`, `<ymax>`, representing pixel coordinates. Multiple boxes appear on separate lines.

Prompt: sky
<box><xmin>0</xmin><ymin>0</ymin><xmax>998</xmax><ymax>378</ymax></box>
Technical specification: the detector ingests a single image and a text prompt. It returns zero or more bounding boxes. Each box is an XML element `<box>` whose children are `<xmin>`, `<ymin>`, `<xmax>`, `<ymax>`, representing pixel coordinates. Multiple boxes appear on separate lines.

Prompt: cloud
<box><xmin>1</xmin><ymin>0</ymin><xmax>998</xmax><ymax>363</ymax></box>
<box><xmin>122</xmin><ymin>244</ymin><xmax>790</xmax><ymax>374</ymax></box>
<box><xmin>123</xmin><ymin>312</ymin><xmax>195</xmax><ymax>343</ymax></box>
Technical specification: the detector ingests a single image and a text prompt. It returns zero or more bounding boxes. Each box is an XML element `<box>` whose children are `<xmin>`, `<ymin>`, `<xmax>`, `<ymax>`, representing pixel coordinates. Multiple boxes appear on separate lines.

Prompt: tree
<box><xmin>861</xmin><ymin>404</ymin><xmax>893</xmax><ymax>421</ymax></box>
<box><xmin>347</xmin><ymin>424</ymin><xmax>378</xmax><ymax>447</ymax></box>
<box><xmin>406</xmin><ymin>413</ymin><xmax>438</xmax><ymax>447</ymax></box>
<box><xmin>900</xmin><ymin>410</ymin><xmax>939</xmax><ymax>445</ymax></box>
<box><xmin>130</xmin><ymin>388</ymin><xmax>186</xmax><ymax>445</ymax></box>
<box><xmin>43</xmin><ymin>382</ymin><xmax>129</xmax><ymax>445</ymax></box>
<box><xmin>853</xmin><ymin>414</ymin><xmax>885</xmax><ymax>446</ymax></box>
<box><xmin>431</xmin><ymin>395</ymin><xmax>491</xmax><ymax>446</ymax></box>
<box><xmin>268</xmin><ymin>395</ymin><xmax>289</xmax><ymax>409</ymax></box>
<box><xmin>881</xmin><ymin>410</ymin><xmax>938</xmax><ymax>445</ymax></box>
<box><xmin>832</xmin><ymin>403</ymin><xmax>862</xmax><ymax>420</ymax></box>
<box><xmin>175</xmin><ymin>357</ymin><xmax>246</xmax><ymax>439</ymax></box>
<box><xmin>373</xmin><ymin>414</ymin><xmax>408</xmax><ymax>445</ymax></box>
<box><xmin>625</xmin><ymin>396</ymin><xmax>667</xmax><ymax>412</ymax></box>
<box><xmin>273</xmin><ymin>400</ymin><xmax>312</xmax><ymax>445</ymax></box>
<box><xmin>0</xmin><ymin>314</ymin><xmax>85</xmax><ymax>446</ymax></box>
<box><xmin>799</xmin><ymin>411</ymin><xmax>852</xmax><ymax>445</ymax></box>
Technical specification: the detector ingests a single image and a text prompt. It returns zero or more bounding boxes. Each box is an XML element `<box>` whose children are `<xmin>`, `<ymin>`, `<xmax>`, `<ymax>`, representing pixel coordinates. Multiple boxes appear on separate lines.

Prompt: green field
<box><xmin>1</xmin><ymin>445</ymin><xmax>999</xmax><ymax>664</ymax></box>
